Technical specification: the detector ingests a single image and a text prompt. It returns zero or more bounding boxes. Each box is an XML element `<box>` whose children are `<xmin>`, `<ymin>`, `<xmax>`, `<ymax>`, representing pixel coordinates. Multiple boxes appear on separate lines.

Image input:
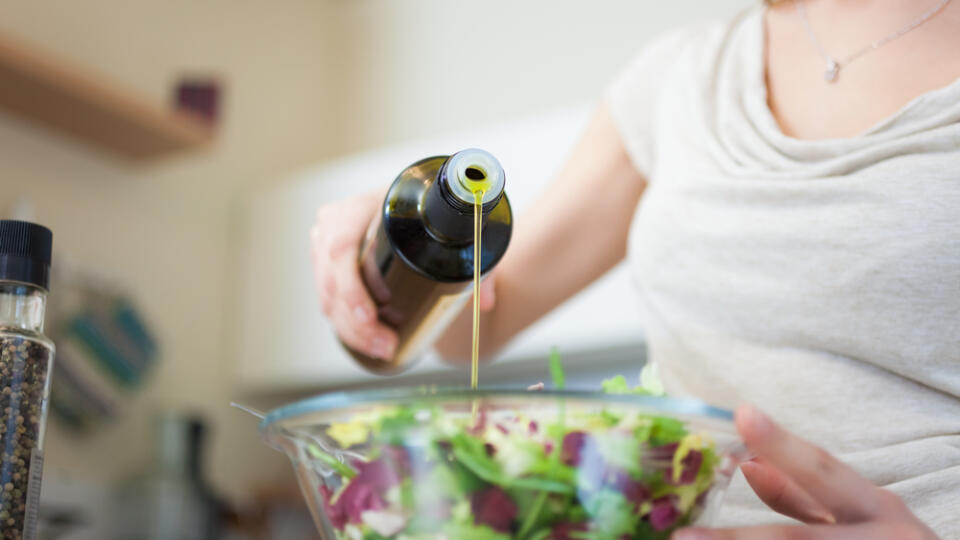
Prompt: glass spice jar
<box><xmin>0</xmin><ymin>220</ymin><xmax>54</xmax><ymax>540</ymax></box>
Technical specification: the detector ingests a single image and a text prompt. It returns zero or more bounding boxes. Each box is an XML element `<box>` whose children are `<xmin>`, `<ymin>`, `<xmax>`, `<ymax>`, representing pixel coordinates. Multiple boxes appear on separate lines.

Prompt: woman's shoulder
<box><xmin>629</xmin><ymin>8</ymin><xmax>761</xmax><ymax>77</ymax></box>
<box><xmin>608</xmin><ymin>8</ymin><xmax>760</xmax><ymax>115</ymax></box>
<box><xmin>605</xmin><ymin>8</ymin><xmax>763</xmax><ymax>176</ymax></box>
<box><xmin>641</xmin><ymin>19</ymin><xmax>728</xmax><ymax>55</ymax></box>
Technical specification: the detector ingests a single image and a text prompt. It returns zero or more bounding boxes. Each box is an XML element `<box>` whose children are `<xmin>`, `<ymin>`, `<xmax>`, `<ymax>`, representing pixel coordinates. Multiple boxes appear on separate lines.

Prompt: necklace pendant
<box><xmin>824</xmin><ymin>59</ymin><xmax>839</xmax><ymax>82</ymax></box>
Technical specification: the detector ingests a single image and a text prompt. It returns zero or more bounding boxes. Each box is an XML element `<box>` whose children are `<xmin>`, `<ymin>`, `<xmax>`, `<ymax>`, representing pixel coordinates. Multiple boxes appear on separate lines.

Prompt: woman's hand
<box><xmin>310</xmin><ymin>190</ymin><xmax>399</xmax><ymax>360</ymax></box>
<box><xmin>672</xmin><ymin>405</ymin><xmax>939</xmax><ymax>540</ymax></box>
<box><xmin>310</xmin><ymin>188</ymin><xmax>499</xmax><ymax>362</ymax></box>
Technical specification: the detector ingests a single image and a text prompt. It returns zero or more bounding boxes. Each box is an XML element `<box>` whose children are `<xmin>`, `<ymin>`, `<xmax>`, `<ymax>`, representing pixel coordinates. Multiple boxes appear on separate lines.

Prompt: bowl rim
<box><xmin>259</xmin><ymin>386</ymin><xmax>734</xmax><ymax>433</ymax></box>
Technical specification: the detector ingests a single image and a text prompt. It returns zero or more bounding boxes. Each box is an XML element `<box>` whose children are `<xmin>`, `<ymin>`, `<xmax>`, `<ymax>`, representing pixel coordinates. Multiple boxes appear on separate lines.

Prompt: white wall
<box><xmin>320</xmin><ymin>0</ymin><xmax>754</xmax><ymax>155</ymax></box>
<box><xmin>0</xmin><ymin>0</ymin><xmax>334</xmax><ymax>502</ymax></box>
<box><xmin>0</xmin><ymin>0</ymin><xmax>754</xmax><ymax>507</ymax></box>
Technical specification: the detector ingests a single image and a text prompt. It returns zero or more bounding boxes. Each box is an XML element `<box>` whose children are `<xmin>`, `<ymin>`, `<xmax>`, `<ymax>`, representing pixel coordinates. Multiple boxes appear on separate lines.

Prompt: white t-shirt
<box><xmin>606</xmin><ymin>7</ymin><xmax>960</xmax><ymax>535</ymax></box>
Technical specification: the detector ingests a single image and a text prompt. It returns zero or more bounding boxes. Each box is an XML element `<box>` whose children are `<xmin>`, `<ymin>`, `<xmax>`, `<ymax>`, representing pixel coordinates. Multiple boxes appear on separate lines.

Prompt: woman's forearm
<box><xmin>434</xmin><ymin>103</ymin><xmax>647</xmax><ymax>364</ymax></box>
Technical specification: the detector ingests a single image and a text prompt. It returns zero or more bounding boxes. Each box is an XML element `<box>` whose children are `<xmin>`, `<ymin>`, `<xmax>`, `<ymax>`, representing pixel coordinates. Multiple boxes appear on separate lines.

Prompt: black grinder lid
<box><xmin>0</xmin><ymin>220</ymin><xmax>53</xmax><ymax>291</ymax></box>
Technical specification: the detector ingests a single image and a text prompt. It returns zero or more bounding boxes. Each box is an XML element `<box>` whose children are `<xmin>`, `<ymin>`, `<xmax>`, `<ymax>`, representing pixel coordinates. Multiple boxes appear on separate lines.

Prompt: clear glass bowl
<box><xmin>260</xmin><ymin>388</ymin><xmax>747</xmax><ymax>540</ymax></box>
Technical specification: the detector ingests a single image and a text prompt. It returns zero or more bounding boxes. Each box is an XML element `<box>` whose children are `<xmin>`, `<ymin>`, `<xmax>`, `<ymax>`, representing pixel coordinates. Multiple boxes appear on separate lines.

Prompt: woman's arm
<box><xmin>435</xmin><ymin>102</ymin><xmax>647</xmax><ymax>362</ymax></box>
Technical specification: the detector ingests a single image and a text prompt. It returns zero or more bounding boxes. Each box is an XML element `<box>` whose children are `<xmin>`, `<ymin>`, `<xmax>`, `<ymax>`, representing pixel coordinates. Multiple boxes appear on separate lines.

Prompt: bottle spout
<box><xmin>443</xmin><ymin>148</ymin><xmax>505</xmax><ymax>207</ymax></box>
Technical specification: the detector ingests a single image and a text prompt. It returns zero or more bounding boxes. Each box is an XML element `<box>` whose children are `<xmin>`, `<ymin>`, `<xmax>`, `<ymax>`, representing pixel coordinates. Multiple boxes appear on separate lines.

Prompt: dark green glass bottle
<box><xmin>351</xmin><ymin>148</ymin><xmax>512</xmax><ymax>373</ymax></box>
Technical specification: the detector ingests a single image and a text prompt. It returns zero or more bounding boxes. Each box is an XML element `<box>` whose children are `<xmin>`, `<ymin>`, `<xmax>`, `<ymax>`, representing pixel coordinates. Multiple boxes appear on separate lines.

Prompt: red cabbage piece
<box><xmin>324</xmin><ymin>481</ymin><xmax>385</xmax><ymax>527</ymax></box>
<box><xmin>649</xmin><ymin>496</ymin><xmax>680</xmax><ymax>531</ymax></box>
<box><xmin>644</xmin><ymin>442</ymin><xmax>679</xmax><ymax>463</ymax></box>
<box><xmin>470</xmin><ymin>486</ymin><xmax>517</xmax><ymax>533</ymax></box>
<box><xmin>318</xmin><ymin>455</ymin><xmax>406</xmax><ymax>529</ymax></box>
<box><xmin>319</xmin><ymin>485</ymin><xmax>348</xmax><ymax>530</ymax></box>
<box><xmin>550</xmin><ymin>521</ymin><xmax>588</xmax><ymax>539</ymax></box>
<box><xmin>610</xmin><ymin>472</ymin><xmax>651</xmax><ymax>508</ymax></box>
<box><xmin>561</xmin><ymin>431</ymin><xmax>588</xmax><ymax>466</ymax></box>
<box><xmin>355</xmin><ymin>458</ymin><xmax>403</xmax><ymax>492</ymax></box>
<box><xmin>666</xmin><ymin>450</ymin><xmax>704</xmax><ymax>485</ymax></box>
<box><xmin>470</xmin><ymin>405</ymin><xmax>488</xmax><ymax>434</ymax></box>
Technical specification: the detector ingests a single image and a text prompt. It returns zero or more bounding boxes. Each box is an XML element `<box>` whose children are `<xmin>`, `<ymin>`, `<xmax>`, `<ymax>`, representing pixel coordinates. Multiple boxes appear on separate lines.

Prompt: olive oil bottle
<box><xmin>351</xmin><ymin>149</ymin><xmax>512</xmax><ymax>373</ymax></box>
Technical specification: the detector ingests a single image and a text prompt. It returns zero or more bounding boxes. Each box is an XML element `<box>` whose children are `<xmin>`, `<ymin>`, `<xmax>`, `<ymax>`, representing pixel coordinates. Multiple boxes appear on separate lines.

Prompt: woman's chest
<box><xmin>628</xmin><ymin>150</ymin><xmax>960</xmax><ymax>360</ymax></box>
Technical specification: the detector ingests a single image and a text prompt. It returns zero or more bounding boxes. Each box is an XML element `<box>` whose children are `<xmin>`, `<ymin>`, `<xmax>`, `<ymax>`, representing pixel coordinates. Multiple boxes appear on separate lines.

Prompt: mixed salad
<box><xmin>310</xmin><ymin>356</ymin><xmax>721</xmax><ymax>540</ymax></box>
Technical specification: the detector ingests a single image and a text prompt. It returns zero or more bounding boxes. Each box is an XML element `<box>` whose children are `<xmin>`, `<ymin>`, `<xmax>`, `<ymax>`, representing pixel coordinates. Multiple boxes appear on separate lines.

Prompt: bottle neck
<box><xmin>423</xmin><ymin>150</ymin><xmax>506</xmax><ymax>243</ymax></box>
<box><xmin>0</xmin><ymin>281</ymin><xmax>47</xmax><ymax>333</ymax></box>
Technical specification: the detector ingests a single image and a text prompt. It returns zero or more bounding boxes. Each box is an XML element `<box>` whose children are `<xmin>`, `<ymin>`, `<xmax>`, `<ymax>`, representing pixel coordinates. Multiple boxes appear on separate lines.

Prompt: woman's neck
<box><xmin>763</xmin><ymin>0</ymin><xmax>960</xmax><ymax>139</ymax></box>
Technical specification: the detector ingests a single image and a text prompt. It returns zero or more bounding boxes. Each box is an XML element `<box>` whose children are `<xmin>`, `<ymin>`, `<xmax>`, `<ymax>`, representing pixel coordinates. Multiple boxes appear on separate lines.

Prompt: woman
<box><xmin>310</xmin><ymin>0</ymin><xmax>960</xmax><ymax>537</ymax></box>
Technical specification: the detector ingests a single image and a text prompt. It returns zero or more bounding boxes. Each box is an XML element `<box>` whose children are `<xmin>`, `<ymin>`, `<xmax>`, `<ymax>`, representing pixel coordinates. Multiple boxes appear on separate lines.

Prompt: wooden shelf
<box><xmin>0</xmin><ymin>32</ymin><xmax>214</xmax><ymax>161</ymax></box>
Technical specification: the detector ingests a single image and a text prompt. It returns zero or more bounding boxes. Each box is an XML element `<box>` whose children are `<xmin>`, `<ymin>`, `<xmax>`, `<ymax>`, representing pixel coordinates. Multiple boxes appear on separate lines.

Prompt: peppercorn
<box><xmin>0</xmin><ymin>336</ymin><xmax>51</xmax><ymax>540</ymax></box>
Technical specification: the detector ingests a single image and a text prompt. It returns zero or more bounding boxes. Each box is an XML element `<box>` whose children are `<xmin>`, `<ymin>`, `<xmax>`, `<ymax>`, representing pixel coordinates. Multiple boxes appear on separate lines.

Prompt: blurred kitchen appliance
<box><xmin>116</xmin><ymin>412</ymin><xmax>224</xmax><ymax>540</ymax></box>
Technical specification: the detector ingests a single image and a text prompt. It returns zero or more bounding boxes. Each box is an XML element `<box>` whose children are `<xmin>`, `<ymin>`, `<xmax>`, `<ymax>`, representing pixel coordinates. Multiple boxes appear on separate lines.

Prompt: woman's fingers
<box><xmin>329</xmin><ymin>282</ymin><xmax>397</xmax><ymax>360</ymax></box>
<box><xmin>310</xmin><ymin>224</ymin><xmax>335</xmax><ymax>313</ymax></box>
<box><xmin>734</xmin><ymin>405</ymin><xmax>900</xmax><ymax>523</ymax></box>
<box><xmin>332</xmin><ymin>241</ymin><xmax>375</xmax><ymax>323</ymax></box>
<box><xmin>327</xmin><ymin>202</ymin><xmax>377</xmax><ymax>259</ymax></box>
<box><xmin>673</xmin><ymin>521</ymin><xmax>927</xmax><ymax>540</ymax></box>
<box><xmin>722</xmin><ymin>407</ymin><xmax>940</xmax><ymax>540</ymax></box>
<box><xmin>330</xmin><ymin>241</ymin><xmax>396</xmax><ymax>359</ymax></box>
<box><xmin>739</xmin><ymin>459</ymin><xmax>835</xmax><ymax>524</ymax></box>
<box><xmin>311</xmin><ymin>190</ymin><xmax>396</xmax><ymax>360</ymax></box>
<box><xmin>335</xmin><ymin>302</ymin><xmax>397</xmax><ymax>359</ymax></box>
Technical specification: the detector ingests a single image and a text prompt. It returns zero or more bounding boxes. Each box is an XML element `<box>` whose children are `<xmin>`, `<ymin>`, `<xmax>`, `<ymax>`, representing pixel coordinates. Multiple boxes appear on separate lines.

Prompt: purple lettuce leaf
<box><xmin>648</xmin><ymin>496</ymin><xmax>680</xmax><ymax>531</ymax></box>
<box><xmin>666</xmin><ymin>450</ymin><xmax>703</xmax><ymax>485</ymax></box>
<box><xmin>550</xmin><ymin>521</ymin><xmax>588</xmax><ymax>539</ymax></box>
<box><xmin>470</xmin><ymin>486</ymin><xmax>517</xmax><ymax>533</ymax></box>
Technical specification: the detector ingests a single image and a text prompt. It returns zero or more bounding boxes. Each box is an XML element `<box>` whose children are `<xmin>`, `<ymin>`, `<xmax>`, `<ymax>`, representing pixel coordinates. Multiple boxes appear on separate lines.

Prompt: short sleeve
<box><xmin>604</xmin><ymin>25</ymin><xmax>712</xmax><ymax>179</ymax></box>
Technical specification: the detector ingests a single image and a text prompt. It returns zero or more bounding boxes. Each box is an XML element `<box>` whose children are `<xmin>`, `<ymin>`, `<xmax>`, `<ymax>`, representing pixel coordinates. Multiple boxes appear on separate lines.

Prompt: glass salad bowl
<box><xmin>259</xmin><ymin>388</ymin><xmax>747</xmax><ymax>540</ymax></box>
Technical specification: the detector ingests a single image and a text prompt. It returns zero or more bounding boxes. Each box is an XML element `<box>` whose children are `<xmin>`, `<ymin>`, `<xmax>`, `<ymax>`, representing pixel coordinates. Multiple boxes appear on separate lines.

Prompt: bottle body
<box><xmin>0</xmin><ymin>282</ymin><xmax>54</xmax><ymax>540</ymax></box>
<box><xmin>350</xmin><ymin>151</ymin><xmax>512</xmax><ymax>373</ymax></box>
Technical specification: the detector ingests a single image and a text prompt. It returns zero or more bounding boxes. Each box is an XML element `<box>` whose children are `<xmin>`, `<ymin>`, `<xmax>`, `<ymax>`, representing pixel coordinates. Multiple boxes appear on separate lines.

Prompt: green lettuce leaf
<box><xmin>579</xmin><ymin>490</ymin><xmax>639</xmax><ymax>539</ymax></box>
<box><xmin>549</xmin><ymin>347</ymin><xmax>565</xmax><ymax>390</ymax></box>
<box><xmin>600</xmin><ymin>366</ymin><xmax>665</xmax><ymax>398</ymax></box>
<box><xmin>600</xmin><ymin>375</ymin><xmax>631</xmax><ymax>394</ymax></box>
<box><xmin>307</xmin><ymin>445</ymin><xmax>357</xmax><ymax>479</ymax></box>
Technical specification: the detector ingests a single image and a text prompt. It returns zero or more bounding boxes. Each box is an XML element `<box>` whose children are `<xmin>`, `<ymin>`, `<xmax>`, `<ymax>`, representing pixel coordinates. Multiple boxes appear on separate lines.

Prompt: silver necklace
<box><xmin>794</xmin><ymin>0</ymin><xmax>952</xmax><ymax>82</ymax></box>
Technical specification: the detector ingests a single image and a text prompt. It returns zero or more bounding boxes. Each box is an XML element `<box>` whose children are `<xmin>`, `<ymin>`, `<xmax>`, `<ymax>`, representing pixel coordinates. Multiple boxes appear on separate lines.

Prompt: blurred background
<box><xmin>0</xmin><ymin>0</ymin><xmax>751</xmax><ymax>538</ymax></box>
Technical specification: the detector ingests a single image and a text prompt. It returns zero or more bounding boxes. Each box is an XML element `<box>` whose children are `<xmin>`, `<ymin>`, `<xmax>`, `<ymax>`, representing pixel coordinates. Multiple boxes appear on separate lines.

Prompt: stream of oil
<box><xmin>461</xmin><ymin>164</ymin><xmax>495</xmax><ymax>421</ymax></box>
<box><xmin>471</xmin><ymin>189</ymin><xmax>483</xmax><ymax>390</ymax></box>
<box><xmin>461</xmin><ymin>164</ymin><xmax>494</xmax><ymax>392</ymax></box>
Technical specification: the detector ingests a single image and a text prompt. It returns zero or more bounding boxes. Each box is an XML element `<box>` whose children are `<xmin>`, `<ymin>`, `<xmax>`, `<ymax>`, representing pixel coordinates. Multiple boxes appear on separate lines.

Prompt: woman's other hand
<box><xmin>672</xmin><ymin>405</ymin><xmax>939</xmax><ymax>540</ymax></box>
